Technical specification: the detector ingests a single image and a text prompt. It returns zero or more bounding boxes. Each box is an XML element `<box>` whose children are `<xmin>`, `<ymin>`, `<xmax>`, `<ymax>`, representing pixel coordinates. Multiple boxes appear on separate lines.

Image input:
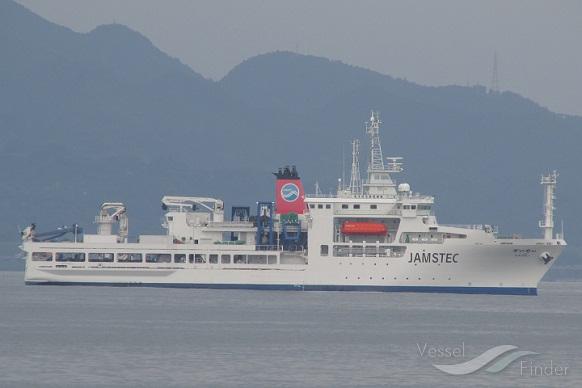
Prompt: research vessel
<box><xmin>20</xmin><ymin>112</ymin><xmax>565</xmax><ymax>295</ymax></box>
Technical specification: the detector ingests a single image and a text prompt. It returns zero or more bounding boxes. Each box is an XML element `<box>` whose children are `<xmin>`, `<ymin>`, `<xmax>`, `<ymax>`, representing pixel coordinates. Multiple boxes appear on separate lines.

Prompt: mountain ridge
<box><xmin>1</xmin><ymin>0</ymin><xmax>581</xmax><ymax>272</ymax></box>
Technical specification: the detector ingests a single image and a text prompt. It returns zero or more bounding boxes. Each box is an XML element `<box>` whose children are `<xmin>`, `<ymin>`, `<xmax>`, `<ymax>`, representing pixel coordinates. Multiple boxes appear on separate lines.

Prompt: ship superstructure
<box><xmin>20</xmin><ymin>112</ymin><xmax>566</xmax><ymax>295</ymax></box>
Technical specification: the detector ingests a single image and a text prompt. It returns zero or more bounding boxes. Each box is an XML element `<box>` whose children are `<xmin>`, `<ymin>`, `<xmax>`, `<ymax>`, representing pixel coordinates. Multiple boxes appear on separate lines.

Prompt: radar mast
<box><xmin>362</xmin><ymin>111</ymin><xmax>402</xmax><ymax>197</ymax></box>
<box><xmin>366</xmin><ymin>112</ymin><xmax>385</xmax><ymax>171</ymax></box>
<box><xmin>349</xmin><ymin>139</ymin><xmax>362</xmax><ymax>195</ymax></box>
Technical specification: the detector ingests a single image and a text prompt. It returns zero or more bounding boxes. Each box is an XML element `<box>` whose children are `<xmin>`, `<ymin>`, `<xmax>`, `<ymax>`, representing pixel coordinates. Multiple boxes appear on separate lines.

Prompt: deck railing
<box><xmin>441</xmin><ymin>224</ymin><xmax>499</xmax><ymax>233</ymax></box>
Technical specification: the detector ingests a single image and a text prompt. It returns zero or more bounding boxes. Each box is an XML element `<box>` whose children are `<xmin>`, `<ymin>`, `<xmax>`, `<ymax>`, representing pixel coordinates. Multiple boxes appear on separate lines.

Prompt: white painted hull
<box><xmin>23</xmin><ymin>240</ymin><xmax>564</xmax><ymax>295</ymax></box>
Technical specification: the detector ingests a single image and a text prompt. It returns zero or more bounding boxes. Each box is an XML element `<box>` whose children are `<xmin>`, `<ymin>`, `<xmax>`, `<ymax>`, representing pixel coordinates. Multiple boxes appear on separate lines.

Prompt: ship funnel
<box><xmin>274</xmin><ymin>166</ymin><xmax>305</xmax><ymax>215</ymax></box>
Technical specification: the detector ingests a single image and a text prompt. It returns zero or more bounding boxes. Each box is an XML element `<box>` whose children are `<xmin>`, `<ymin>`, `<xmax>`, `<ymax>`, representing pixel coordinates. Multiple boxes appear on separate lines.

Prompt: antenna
<box><xmin>386</xmin><ymin>157</ymin><xmax>404</xmax><ymax>173</ymax></box>
<box><xmin>314</xmin><ymin>181</ymin><xmax>322</xmax><ymax>195</ymax></box>
<box><xmin>341</xmin><ymin>144</ymin><xmax>346</xmax><ymax>191</ymax></box>
<box><xmin>349</xmin><ymin>139</ymin><xmax>362</xmax><ymax>195</ymax></box>
<box><xmin>365</xmin><ymin>111</ymin><xmax>385</xmax><ymax>171</ymax></box>
<box><xmin>490</xmin><ymin>51</ymin><xmax>499</xmax><ymax>93</ymax></box>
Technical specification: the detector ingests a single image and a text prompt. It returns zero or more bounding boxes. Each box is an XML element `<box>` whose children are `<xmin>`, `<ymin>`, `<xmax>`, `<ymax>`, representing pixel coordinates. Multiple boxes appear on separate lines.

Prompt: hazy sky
<box><xmin>17</xmin><ymin>0</ymin><xmax>582</xmax><ymax>116</ymax></box>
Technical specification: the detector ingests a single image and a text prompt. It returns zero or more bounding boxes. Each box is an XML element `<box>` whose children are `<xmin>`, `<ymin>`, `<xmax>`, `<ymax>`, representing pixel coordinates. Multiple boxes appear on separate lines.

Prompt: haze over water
<box><xmin>1</xmin><ymin>271</ymin><xmax>580</xmax><ymax>387</ymax></box>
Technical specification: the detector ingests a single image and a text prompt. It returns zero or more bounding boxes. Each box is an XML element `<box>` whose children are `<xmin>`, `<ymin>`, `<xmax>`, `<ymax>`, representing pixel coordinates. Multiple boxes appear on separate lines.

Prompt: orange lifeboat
<box><xmin>341</xmin><ymin>221</ymin><xmax>387</xmax><ymax>235</ymax></box>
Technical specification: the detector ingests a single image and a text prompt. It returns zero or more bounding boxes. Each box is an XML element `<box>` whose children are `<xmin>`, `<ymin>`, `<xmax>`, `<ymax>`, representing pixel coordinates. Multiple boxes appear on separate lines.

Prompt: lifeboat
<box><xmin>341</xmin><ymin>221</ymin><xmax>387</xmax><ymax>235</ymax></box>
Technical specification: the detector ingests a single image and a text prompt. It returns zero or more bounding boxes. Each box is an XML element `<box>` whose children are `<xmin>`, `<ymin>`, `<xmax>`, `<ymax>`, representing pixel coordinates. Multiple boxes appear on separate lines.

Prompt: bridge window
<box><xmin>326</xmin><ymin>204</ymin><xmax>331</xmax><ymax>209</ymax></box>
<box><xmin>401</xmin><ymin>233</ymin><xmax>444</xmax><ymax>244</ymax></box>
<box><xmin>309</xmin><ymin>204</ymin><xmax>315</xmax><ymax>209</ymax></box>
<box><xmin>320</xmin><ymin>245</ymin><xmax>329</xmax><ymax>256</ymax></box>
<box><xmin>56</xmin><ymin>252</ymin><xmax>85</xmax><ymax>262</ymax></box>
<box><xmin>189</xmin><ymin>254</ymin><xmax>206</xmax><ymax>264</ymax></box>
<box><xmin>32</xmin><ymin>252</ymin><xmax>53</xmax><ymax>261</ymax></box>
<box><xmin>445</xmin><ymin>233</ymin><xmax>467</xmax><ymax>239</ymax></box>
<box><xmin>146</xmin><ymin>253</ymin><xmax>171</xmax><ymax>263</ymax></box>
<box><xmin>353</xmin><ymin>204</ymin><xmax>360</xmax><ymax>209</ymax></box>
<box><xmin>221</xmin><ymin>254</ymin><xmax>231</xmax><ymax>264</ymax></box>
<box><xmin>342</xmin><ymin>204</ymin><xmax>348</xmax><ymax>209</ymax></box>
<box><xmin>233</xmin><ymin>254</ymin><xmax>247</xmax><ymax>264</ymax></box>
<box><xmin>117</xmin><ymin>253</ymin><xmax>142</xmax><ymax>263</ymax></box>
<box><xmin>268</xmin><ymin>255</ymin><xmax>277</xmax><ymax>264</ymax></box>
<box><xmin>209</xmin><ymin>254</ymin><xmax>219</xmax><ymax>264</ymax></box>
<box><xmin>88</xmin><ymin>253</ymin><xmax>114</xmax><ymax>262</ymax></box>
<box><xmin>370</xmin><ymin>204</ymin><xmax>377</xmax><ymax>209</ymax></box>
<box><xmin>174</xmin><ymin>254</ymin><xmax>186</xmax><ymax>263</ymax></box>
<box><xmin>318</xmin><ymin>204</ymin><xmax>323</xmax><ymax>209</ymax></box>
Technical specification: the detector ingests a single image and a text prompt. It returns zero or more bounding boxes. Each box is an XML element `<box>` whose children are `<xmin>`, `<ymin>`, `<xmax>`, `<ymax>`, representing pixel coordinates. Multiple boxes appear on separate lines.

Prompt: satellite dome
<box><xmin>398</xmin><ymin>183</ymin><xmax>411</xmax><ymax>193</ymax></box>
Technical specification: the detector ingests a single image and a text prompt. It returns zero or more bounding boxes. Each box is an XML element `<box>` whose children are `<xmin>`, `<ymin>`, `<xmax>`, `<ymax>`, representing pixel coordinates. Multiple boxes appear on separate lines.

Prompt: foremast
<box><xmin>539</xmin><ymin>171</ymin><xmax>559</xmax><ymax>240</ymax></box>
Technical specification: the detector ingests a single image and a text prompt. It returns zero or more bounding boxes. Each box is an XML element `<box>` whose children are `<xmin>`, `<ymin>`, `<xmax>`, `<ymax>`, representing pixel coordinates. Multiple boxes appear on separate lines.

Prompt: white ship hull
<box><xmin>23</xmin><ymin>239</ymin><xmax>564</xmax><ymax>295</ymax></box>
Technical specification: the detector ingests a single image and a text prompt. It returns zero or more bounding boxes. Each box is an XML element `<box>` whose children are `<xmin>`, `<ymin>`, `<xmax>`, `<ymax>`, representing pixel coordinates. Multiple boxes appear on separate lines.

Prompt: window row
<box><xmin>32</xmin><ymin>252</ymin><xmax>279</xmax><ymax>265</ymax></box>
<box><xmin>340</xmin><ymin>204</ymin><xmax>377</xmax><ymax>210</ymax></box>
<box><xmin>400</xmin><ymin>204</ymin><xmax>431</xmax><ymax>211</ymax></box>
<box><xmin>308</xmin><ymin>203</ymin><xmax>381</xmax><ymax>210</ymax></box>
<box><xmin>309</xmin><ymin>203</ymin><xmax>332</xmax><ymax>209</ymax></box>
<box><xmin>320</xmin><ymin>244</ymin><xmax>406</xmax><ymax>258</ymax></box>
<box><xmin>400</xmin><ymin>233</ymin><xmax>443</xmax><ymax>244</ymax></box>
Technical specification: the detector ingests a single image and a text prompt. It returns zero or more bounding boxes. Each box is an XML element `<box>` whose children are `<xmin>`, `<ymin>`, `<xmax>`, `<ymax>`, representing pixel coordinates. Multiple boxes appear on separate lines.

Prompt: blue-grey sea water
<box><xmin>0</xmin><ymin>270</ymin><xmax>580</xmax><ymax>388</ymax></box>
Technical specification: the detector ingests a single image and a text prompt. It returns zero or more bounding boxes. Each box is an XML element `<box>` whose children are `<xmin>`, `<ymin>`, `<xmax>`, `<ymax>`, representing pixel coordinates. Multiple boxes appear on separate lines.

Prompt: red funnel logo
<box><xmin>275</xmin><ymin>179</ymin><xmax>305</xmax><ymax>214</ymax></box>
<box><xmin>274</xmin><ymin>166</ymin><xmax>305</xmax><ymax>214</ymax></box>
